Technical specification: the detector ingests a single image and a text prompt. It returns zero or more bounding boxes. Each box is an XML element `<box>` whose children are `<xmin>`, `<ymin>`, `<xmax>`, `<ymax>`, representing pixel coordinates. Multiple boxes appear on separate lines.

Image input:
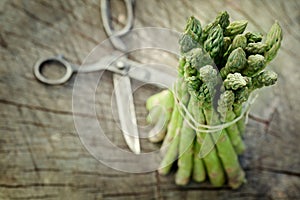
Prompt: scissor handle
<box><xmin>101</xmin><ymin>0</ymin><xmax>134</xmax><ymax>51</ymax></box>
<box><xmin>33</xmin><ymin>56</ymin><xmax>74</xmax><ymax>85</ymax></box>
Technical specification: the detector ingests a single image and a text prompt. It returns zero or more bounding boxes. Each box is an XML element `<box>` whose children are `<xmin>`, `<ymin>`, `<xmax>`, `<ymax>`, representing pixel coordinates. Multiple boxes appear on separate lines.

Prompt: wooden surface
<box><xmin>1</xmin><ymin>0</ymin><xmax>300</xmax><ymax>199</ymax></box>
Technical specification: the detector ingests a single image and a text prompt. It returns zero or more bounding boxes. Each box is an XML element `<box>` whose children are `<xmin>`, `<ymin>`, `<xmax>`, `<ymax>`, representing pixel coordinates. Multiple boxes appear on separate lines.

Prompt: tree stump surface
<box><xmin>1</xmin><ymin>0</ymin><xmax>299</xmax><ymax>199</ymax></box>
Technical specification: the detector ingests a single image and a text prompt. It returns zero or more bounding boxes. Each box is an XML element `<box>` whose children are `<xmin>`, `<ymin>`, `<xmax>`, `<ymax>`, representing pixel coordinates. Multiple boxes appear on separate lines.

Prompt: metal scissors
<box><xmin>33</xmin><ymin>0</ymin><xmax>175</xmax><ymax>154</ymax></box>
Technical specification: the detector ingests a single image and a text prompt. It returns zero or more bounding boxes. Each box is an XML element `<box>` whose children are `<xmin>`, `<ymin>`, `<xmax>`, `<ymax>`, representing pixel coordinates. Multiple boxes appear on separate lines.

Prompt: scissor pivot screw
<box><xmin>116</xmin><ymin>61</ymin><xmax>126</xmax><ymax>69</ymax></box>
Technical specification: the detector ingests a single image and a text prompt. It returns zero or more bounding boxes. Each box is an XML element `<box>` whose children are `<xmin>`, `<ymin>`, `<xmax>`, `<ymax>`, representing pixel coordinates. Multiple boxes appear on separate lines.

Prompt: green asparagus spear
<box><xmin>146</xmin><ymin>90</ymin><xmax>173</xmax><ymax>110</ymax></box>
<box><xmin>245</xmin><ymin>42</ymin><xmax>267</xmax><ymax>55</ymax></box>
<box><xmin>192</xmin><ymin>136</ymin><xmax>206</xmax><ymax>183</ymax></box>
<box><xmin>199</xmin><ymin>66</ymin><xmax>246</xmax><ymax>189</ymax></box>
<box><xmin>224</xmin><ymin>34</ymin><xmax>247</xmax><ymax>58</ymax></box>
<box><xmin>146</xmin><ymin>90</ymin><xmax>175</xmax><ymax>142</ymax></box>
<box><xmin>185</xmin><ymin>16</ymin><xmax>202</xmax><ymax>43</ymax></box>
<box><xmin>179</xmin><ymin>16</ymin><xmax>203</xmax><ymax>53</ymax></box>
<box><xmin>158</xmin><ymin>118</ymin><xmax>182</xmax><ymax>174</ymax></box>
<box><xmin>204</xmin><ymin>25</ymin><xmax>224</xmax><ymax>59</ymax></box>
<box><xmin>148</xmin><ymin>113</ymin><xmax>168</xmax><ymax>143</ymax></box>
<box><xmin>146</xmin><ymin>90</ymin><xmax>174</xmax><ymax>123</ymax></box>
<box><xmin>224</xmin><ymin>73</ymin><xmax>247</xmax><ymax>90</ymax></box>
<box><xmin>245</xmin><ymin>32</ymin><xmax>263</xmax><ymax>43</ymax></box>
<box><xmin>191</xmin><ymin>96</ymin><xmax>225</xmax><ymax>187</ymax></box>
<box><xmin>224</xmin><ymin>20</ymin><xmax>248</xmax><ymax>38</ymax></box>
<box><xmin>218</xmin><ymin>90</ymin><xmax>245</xmax><ymax>154</ymax></box>
<box><xmin>183</xmin><ymin>49</ymin><xmax>225</xmax><ymax>186</ymax></box>
<box><xmin>215</xmin><ymin>11</ymin><xmax>230</xmax><ymax>29</ymax></box>
<box><xmin>222</xmin><ymin>37</ymin><xmax>231</xmax><ymax>54</ymax></box>
<box><xmin>220</xmin><ymin>47</ymin><xmax>247</xmax><ymax>79</ymax></box>
<box><xmin>146</xmin><ymin>106</ymin><xmax>162</xmax><ymax>124</ymax></box>
<box><xmin>251</xmin><ymin>70</ymin><xmax>278</xmax><ymax>90</ymax></box>
<box><xmin>233</xmin><ymin>70</ymin><xmax>278</xmax><ymax>134</ymax></box>
<box><xmin>184</xmin><ymin>48</ymin><xmax>214</xmax><ymax>71</ymax></box>
<box><xmin>159</xmin><ymin>79</ymin><xmax>190</xmax><ymax>175</ymax></box>
<box><xmin>233</xmin><ymin>85</ymin><xmax>250</xmax><ymax>135</ymax></box>
<box><xmin>242</xmin><ymin>54</ymin><xmax>266</xmax><ymax>77</ymax></box>
<box><xmin>264</xmin><ymin>21</ymin><xmax>283</xmax><ymax>63</ymax></box>
<box><xmin>201</xmin><ymin>11</ymin><xmax>229</xmax><ymax>42</ymax></box>
<box><xmin>204</xmin><ymin>107</ymin><xmax>246</xmax><ymax>188</ymax></box>
<box><xmin>175</xmin><ymin>100</ymin><xmax>195</xmax><ymax>185</ymax></box>
<box><xmin>223</xmin><ymin>73</ymin><xmax>248</xmax><ymax>139</ymax></box>
<box><xmin>229</xmin><ymin>75</ymin><xmax>251</xmax><ymax>135</ymax></box>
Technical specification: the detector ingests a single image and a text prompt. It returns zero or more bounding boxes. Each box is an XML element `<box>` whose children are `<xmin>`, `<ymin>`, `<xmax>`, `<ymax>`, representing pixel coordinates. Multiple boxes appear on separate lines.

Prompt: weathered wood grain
<box><xmin>1</xmin><ymin>0</ymin><xmax>300</xmax><ymax>199</ymax></box>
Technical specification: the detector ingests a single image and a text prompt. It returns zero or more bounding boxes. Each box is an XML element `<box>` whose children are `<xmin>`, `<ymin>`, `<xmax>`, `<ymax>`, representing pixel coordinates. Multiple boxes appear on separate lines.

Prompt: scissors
<box><xmin>33</xmin><ymin>0</ymin><xmax>175</xmax><ymax>154</ymax></box>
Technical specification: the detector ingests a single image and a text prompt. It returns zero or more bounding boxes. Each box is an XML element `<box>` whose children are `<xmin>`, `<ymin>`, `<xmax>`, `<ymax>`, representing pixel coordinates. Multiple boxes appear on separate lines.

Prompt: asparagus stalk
<box><xmin>233</xmin><ymin>86</ymin><xmax>250</xmax><ymax>135</ymax></box>
<box><xmin>146</xmin><ymin>90</ymin><xmax>173</xmax><ymax>109</ymax></box>
<box><xmin>146</xmin><ymin>90</ymin><xmax>174</xmax><ymax>124</ymax></box>
<box><xmin>158</xmin><ymin>119</ymin><xmax>181</xmax><ymax>175</ymax></box>
<box><xmin>203</xmin><ymin>106</ymin><xmax>246</xmax><ymax>189</ymax></box>
<box><xmin>160</xmin><ymin>103</ymin><xmax>179</xmax><ymax>149</ymax></box>
<box><xmin>148</xmin><ymin>112</ymin><xmax>168</xmax><ymax>143</ymax></box>
<box><xmin>175</xmin><ymin>100</ymin><xmax>195</xmax><ymax>185</ymax></box>
<box><xmin>217</xmin><ymin>90</ymin><xmax>245</xmax><ymax>154</ymax></box>
<box><xmin>225</xmin><ymin>73</ymin><xmax>250</xmax><ymax>135</ymax></box>
<box><xmin>233</xmin><ymin>70</ymin><xmax>278</xmax><ymax>134</ymax></box>
<box><xmin>184</xmin><ymin>56</ymin><xmax>226</xmax><ymax>187</ymax></box>
<box><xmin>234</xmin><ymin>23</ymin><xmax>281</xmax><ymax>134</ymax></box>
<box><xmin>146</xmin><ymin>106</ymin><xmax>161</xmax><ymax>124</ymax></box>
<box><xmin>222</xmin><ymin>37</ymin><xmax>231</xmax><ymax>55</ymax></box>
<box><xmin>146</xmin><ymin>90</ymin><xmax>174</xmax><ymax>143</ymax></box>
<box><xmin>199</xmin><ymin>66</ymin><xmax>246</xmax><ymax>189</ymax></box>
<box><xmin>159</xmin><ymin>16</ymin><xmax>204</xmax><ymax>174</ymax></box>
<box><xmin>158</xmin><ymin>79</ymin><xmax>190</xmax><ymax>175</ymax></box>
<box><xmin>234</xmin><ymin>21</ymin><xmax>282</xmax><ymax>130</ymax></box>
<box><xmin>192</xmin><ymin>96</ymin><xmax>225</xmax><ymax>186</ymax></box>
<box><xmin>160</xmin><ymin>51</ymin><xmax>188</xmax><ymax>148</ymax></box>
<box><xmin>181</xmin><ymin>19</ymin><xmax>227</xmax><ymax>184</ymax></box>
<box><xmin>223</xmin><ymin>73</ymin><xmax>248</xmax><ymax>138</ymax></box>
<box><xmin>224</xmin><ymin>73</ymin><xmax>247</xmax><ymax>90</ymax></box>
<box><xmin>221</xmin><ymin>46</ymin><xmax>249</xmax><ymax>135</ymax></box>
<box><xmin>192</xmin><ymin>137</ymin><xmax>206</xmax><ymax>183</ymax></box>
<box><xmin>251</xmin><ymin>70</ymin><xmax>278</xmax><ymax>90</ymax></box>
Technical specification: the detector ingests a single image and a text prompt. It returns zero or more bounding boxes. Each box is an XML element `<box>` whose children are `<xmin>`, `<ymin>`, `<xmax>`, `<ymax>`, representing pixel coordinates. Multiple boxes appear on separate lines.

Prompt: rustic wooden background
<box><xmin>1</xmin><ymin>0</ymin><xmax>300</xmax><ymax>199</ymax></box>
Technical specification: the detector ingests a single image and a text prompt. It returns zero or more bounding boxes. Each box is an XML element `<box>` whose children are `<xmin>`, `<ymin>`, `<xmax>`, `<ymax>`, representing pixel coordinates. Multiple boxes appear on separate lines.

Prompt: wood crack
<box><xmin>103</xmin><ymin>190</ymin><xmax>155</xmax><ymax>198</ymax></box>
<box><xmin>73</xmin><ymin>170</ymin><xmax>129</xmax><ymax>178</ymax></box>
<box><xmin>0</xmin><ymin>183</ymin><xmax>92</xmax><ymax>189</ymax></box>
<box><xmin>23</xmin><ymin>168</ymin><xmax>61</xmax><ymax>173</ymax></box>
<box><xmin>245</xmin><ymin>166</ymin><xmax>300</xmax><ymax>177</ymax></box>
<box><xmin>249</xmin><ymin>114</ymin><xmax>270</xmax><ymax>125</ymax></box>
<box><xmin>0</xmin><ymin>33</ymin><xmax>8</xmax><ymax>49</ymax></box>
<box><xmin>10</xmin><ymin>2</ymin><xmax>54</xmax><ymax>27</ymax></box>
<box><xmin>155</xmin><ymin>171</ymin><xmax>162</xmax><ymax>199</ymax></box>
<box><xmin>0</xmin><ymin>99</ymin><xmax>94</xmax><ymax>118</ymax></box>
<box><xmin>10</xmin><ymin>194</ymin><xmax>58</xmax><ymax>200</ymax></box>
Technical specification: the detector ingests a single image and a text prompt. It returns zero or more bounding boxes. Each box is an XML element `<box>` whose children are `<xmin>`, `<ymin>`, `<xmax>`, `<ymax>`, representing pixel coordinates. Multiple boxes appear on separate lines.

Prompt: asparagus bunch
<box><xmin>146</xmin><ymin>11</ymin><xmax>282</xmax><ymax>188</ymax></box>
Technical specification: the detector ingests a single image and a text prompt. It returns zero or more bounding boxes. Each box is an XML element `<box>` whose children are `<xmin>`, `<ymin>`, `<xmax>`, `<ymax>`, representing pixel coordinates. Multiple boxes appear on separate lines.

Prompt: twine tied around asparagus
<box><xmin>173</xmin><ymin>80</ymin><xmax>258</xmax><ymax>133</ymax></box>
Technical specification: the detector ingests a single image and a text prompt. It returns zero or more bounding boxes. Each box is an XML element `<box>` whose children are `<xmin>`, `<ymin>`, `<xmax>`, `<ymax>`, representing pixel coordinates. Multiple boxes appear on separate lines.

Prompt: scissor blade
<box><xmin>125</xmin><ymin>59</ymin><xmax>177</xmax><ymax>89</ymax></box>
<box><xmin>78</xmin><ymin>55</ymin><xmax>177</xmax><ymax>89</ymax></box>
<box><xmin>113</xmin><ymin>73</ymin><xmax>140</xmax><ymax>154</ymax></box>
